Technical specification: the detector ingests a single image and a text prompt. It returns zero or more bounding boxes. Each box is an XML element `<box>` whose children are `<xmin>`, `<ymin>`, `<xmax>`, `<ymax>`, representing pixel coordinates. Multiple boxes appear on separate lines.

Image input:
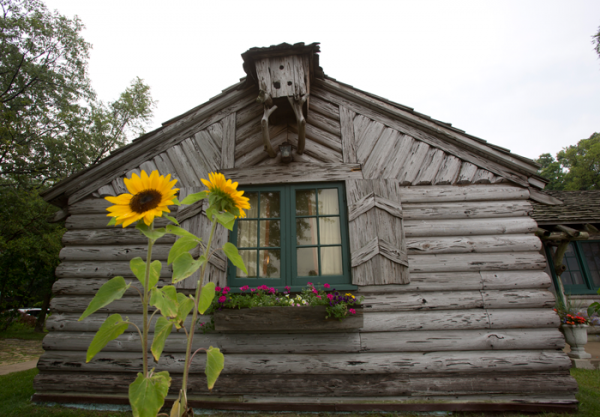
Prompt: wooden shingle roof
<box><xmin>531</xmin><ymin>190</ymin><xmax>600</xmax><ymax>225</ymax></box>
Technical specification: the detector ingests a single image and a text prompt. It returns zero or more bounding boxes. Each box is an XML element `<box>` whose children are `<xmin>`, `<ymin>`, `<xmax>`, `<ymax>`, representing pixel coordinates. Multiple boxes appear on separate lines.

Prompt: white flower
<box><xmin>302</xmin><ymin>300</ymin><xmax>307</xmax><ymax>305</ymax></box>
<box><xmin>285</xmin><ymin>294</ymin><xmax>289</xmax><ymax>298</ymax></box>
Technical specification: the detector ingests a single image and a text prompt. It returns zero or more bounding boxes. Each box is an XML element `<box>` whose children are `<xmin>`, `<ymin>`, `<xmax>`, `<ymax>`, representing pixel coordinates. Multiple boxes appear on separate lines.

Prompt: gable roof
<box><xmin>41</xmin><ymin>43</ymin><xmax>546</xmax><ymax>209</ymax></box>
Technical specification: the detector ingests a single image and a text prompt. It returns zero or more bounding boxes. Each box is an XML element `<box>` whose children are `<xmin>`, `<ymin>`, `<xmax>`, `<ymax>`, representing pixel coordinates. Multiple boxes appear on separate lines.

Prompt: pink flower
<box><xmin>224</xmin><ymin>286</ymin><xmax>230</xmax><ymax>292</ymax></box>
<box><xmin>316</xmin><ymin>295</ymin><xmax>322</xmax><ymax>299</ymax></box>
<box><xmin>269</xmin><ymin>287</ymin><xmax>276</xmax><ymax>294</ymax></box>
<box><xmin>218</xmin><ymin>296</ymin><xmax>227</xmax><ymax>303</ymax></box>
<box><xmin>251</xmin><ymin>288</ymin><xmax>256</xmax><ymax>292</ymax></box>
<box><xmin>307</xmin><ymin>282</ymin><xmax>313</xmax><ymax>286</ymax></box>
<box><xmin>285</xmin><ymin>286</ymin><xmax>291</xmax><ymax>291</ymax></box>
<box><xmin>324</xmin><ymin>283</ymin><xmax>330</xmax><ymax>289</ymax></box>
<box><xmin>240</xmin><ymin>285</ymin><xmax>249</xmax><ymax>291</ymax></box>
<box><xmin>349</xmin><ymin>308</ymin><xmax>356</xmax><ymax>315</ymax></box>
<box><xmin>327</xmin><ymin>294</ymin><xmax>334</xmax><ymax>301</ymax></box>
<box><xmin>215</xmin><ymin>286</ymin><xmax>222</xmax><ymax>292</ymax></box>
<box><xmin>312</xmin><ymin>288</ymin><xmax>319</xmax><ymax>295</ymax></box>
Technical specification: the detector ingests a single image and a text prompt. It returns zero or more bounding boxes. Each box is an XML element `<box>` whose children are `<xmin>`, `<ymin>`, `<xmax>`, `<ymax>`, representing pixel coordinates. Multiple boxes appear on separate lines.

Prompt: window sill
<box><xmin>213</xmin><ymin>306</ymin><xmax>363</xmax><ymax>333</ymax></box>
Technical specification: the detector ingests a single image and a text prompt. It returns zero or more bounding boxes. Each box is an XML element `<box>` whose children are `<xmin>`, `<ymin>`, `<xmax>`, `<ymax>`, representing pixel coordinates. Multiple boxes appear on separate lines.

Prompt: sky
<box><xmin>43</xmin><ymin>0</ymin><xmax>600</xmax><ymax>162</ymax></box>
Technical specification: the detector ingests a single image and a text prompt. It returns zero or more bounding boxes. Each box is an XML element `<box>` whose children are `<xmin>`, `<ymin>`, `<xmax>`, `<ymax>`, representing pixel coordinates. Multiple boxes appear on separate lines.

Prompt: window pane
<box><xmin>260</xmin><ymin>191</ymin><xmax>280</xmax><ymax>218</ymax></box>
<box><xmin>319</xmin><ymin>217</ymin><xmax>341</xmax><ymax>245</ymax></box>
<box><xmin>260</xmin><ymin>220</ymin><xmax>281</xmax><ymax>247</ymax></box>
<box><xmin>296</xmin><ymin>217</ymin><xmax>318</xmax><ymax>246</ymax></box>
<box><xmin>237</xmin><ymin>220</ymin><xmax>257</xmax><ymax>248</ymax></box>
<box><xmin>259</xmin><ymin>250</ymin><xmax>281</xmax><ymax>278</ymax></box>
<box><xmin>321</xmin><ymin>246</ymin><xmax>343</xmax><ymax>275</ymax></box>
<box><xmin>318</xmin><ymin>189</ymin><xmax>339</xmax><ymax>215</ymax></box>
<box><xmin>297</xmin><ymin>247</ymin><xmax>319</xmax><ymax>276</ymax></box>
<box><xmin>237</xmin><ymin>250</ymin><xmax>257</xmax><ymax>278</ymax></box>
<box><xmin>563</xmin><ymin>271</ymin><xmax>584</xmax><ymax>286</ymax></box>
<box><xmin>245</xmin><ymin>192</ymin><xmax>259</xmax><ymax>218</ymax></box>
<box><xmin>582</xmin><ymin>242</ymin><xmax>600</xmax><ymax>286</ymax></box>
<box><xmin>296</xmin><ymin>189</ymin><xmax>316</xmax><ymax>215</ymax></box>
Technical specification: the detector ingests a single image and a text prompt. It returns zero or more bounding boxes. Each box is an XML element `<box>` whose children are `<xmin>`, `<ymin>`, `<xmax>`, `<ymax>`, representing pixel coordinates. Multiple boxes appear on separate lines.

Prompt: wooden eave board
<box><xmin>41</xmin><ymin>85</ymin><xmax>256</xmax><ymax>207</ymax></box>
<box><xmin>316</xmin><ymin>77</ymin><xmax>540</xmax><ymax>177</ymax></box>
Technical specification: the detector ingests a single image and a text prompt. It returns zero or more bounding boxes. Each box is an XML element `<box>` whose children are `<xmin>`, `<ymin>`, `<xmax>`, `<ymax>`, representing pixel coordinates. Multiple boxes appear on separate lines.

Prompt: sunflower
<box><xmin>201</xmin><ymin>172</ymin><xmax>250</xmax><ymax>218</ymax></box>
<box><xmin>105</xmin><ymin>170</ymin><xmax>179</xmax><ymax>228</ymax></box>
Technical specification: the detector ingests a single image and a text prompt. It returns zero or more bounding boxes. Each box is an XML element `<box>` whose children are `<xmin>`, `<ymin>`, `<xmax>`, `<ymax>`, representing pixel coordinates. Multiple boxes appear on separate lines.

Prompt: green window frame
<box><xmin>227</xmin><ymin>182</ymin><xmax>354</xmax><ymax>292</ymax></box>
<box><xmin>546</xmin><ymin>240</ymin><xmax>600</xmax><ymax>295</ymax></box>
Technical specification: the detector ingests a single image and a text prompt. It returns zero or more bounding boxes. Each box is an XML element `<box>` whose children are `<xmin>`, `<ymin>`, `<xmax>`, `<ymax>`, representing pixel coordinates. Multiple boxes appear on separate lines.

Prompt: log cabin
<box><xmin>35</xmin><ymin>42</ymin><xmax>577</xmax><ymax>413</ymax></box>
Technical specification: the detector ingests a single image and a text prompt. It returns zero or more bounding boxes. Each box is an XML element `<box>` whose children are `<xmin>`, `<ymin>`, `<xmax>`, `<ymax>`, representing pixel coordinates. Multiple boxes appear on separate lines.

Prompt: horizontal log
<box><xmin>59</xmin><ymin>245</ymin><xmax>172</xmax><ymax>262</ymax></box>
<box><xmin>360</xmin><ymin>329</ymin><xmax>564</xmax><ymax>352</ymax></box>
<box><xmin>406</xmin><ymin>234</ymin><xmax>541</xmax><ymax>255</ymax></box>
<box><xmin>221</xmin><ymin>162</ymin><xmax>362</xmax><ymax>185</ymax></box>
<box><xmin>408</xmin><ymin>252</ymin><xmax>546</xmax><ymax>273</ymax></box>
<box><xmin>33</xmin><ymin>371</ymin><xmax>577</xmax><ymax>397</ymax></box>
<box><xmin>363</xmin><ymin>309</ymin><xmax>559</xmax><ymax>332</ymax></box>
<box><xmin>46</xmin><ymin>312</ymin><xmax>205</xmax><ymax>333</ymax></box>
<box><xmin>62</xmin><ymin>229</ymin><xmax>176</xmax><ymax>245</ymax></box>
<box><xmin>42</xmin><ymin>331</ymin><xmax>360</xmax><ymax>354</ymax></box>
<box><xmin>52</xmin><ymin>278</ymin><xmax>172</xmax><ymax>296</ymax></box>
<box><xmin>66</xmin><ymin>214</ymin><xmax>170</xmax><ymax>230</ymax></box>
<box><xmin>36</xmin><ymin>349</ymin><xmax>571</xmax><ymax>375</ymax></box>
<box><xmin>46</xmin><ymin>308</ymin><xmax>559</xmax><ymax>334</ymax></box>
<box><xmin>402</xmin><ymin>200</ymin><xmax>532</xmax><ymax>220</ymax></box>
<box><xmin>404</xmin><ymin>217</ymin><xmax>538</xmax><ymax>237</ymax></box>
<box><xmin>55</xmin><ymin>261</ymin><xmax>173</xmax><ymax>278</ymax></box>
<box><xmin>357</xmin><ymin>271</ymin><xmax>552</xmax><ymax>293</ymax></box>
<box><xmin>398</xmin><ymin>185</ymin><xmax>530</xmax><ymax>203</ymax></box>
<box><xmin>69</xmin><ymin>198</ymin><xmax>180</xmax><ymax>215</ymax></box>
<box><xmin>363</xmin><ymin>289</ymin><xmax>554</xmax><ymax>311</ymax></box>
<box><xmin>51</xmin><ymin>288</ymin><xmax>555</xmax><ymax>315</ymax></box>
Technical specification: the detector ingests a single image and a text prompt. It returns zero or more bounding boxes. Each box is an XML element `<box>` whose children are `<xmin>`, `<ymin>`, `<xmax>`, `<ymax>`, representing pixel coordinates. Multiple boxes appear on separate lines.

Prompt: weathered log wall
<box><xmin>37</xmin><ymin>76</ymin><xmax>574</xmax><ymax>405</ymax></box>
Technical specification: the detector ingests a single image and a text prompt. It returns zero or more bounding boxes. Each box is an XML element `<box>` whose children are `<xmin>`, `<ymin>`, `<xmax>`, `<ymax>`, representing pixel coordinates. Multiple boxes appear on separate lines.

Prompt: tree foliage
<box><xmin>594</xmin><ymin>25</ymin><xmax>600</xmax><ymax>60</ymax></box>
<box><xmin>536</xmin><ymin>132</ymin><xmax>600</xmax><ymax>191</ymax></box>
<box><xmin>0</xmin><ymin>0</ymin><xmax>156</xmax><ymax>328</ymax></box>
<box><xmin>0</xmin><ymin>0</ymin><xmax>156</xmax><ymax>187</ymax></box>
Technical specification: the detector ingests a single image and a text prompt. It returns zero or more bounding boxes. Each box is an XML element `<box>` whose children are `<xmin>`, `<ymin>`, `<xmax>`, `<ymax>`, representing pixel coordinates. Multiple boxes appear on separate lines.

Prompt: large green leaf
<box><xmin>172</xmin><ymin>253</ymin><xmax>204</xmax><ymax>283</ymax></box>
<box><xmin>86</xmin><ymin>314</ymin><xmax>129</xmax><ymax>362</ymax></box>
<box><xmin>130</xmin><ymin>258</ymin><xmax>162</xmax><ymax>289</ymax></box>
<box><xmin>215</xmin><ymin>212</ymin><xmax>235</xmax><ymax>231</ymax></box>
<box><xmin>168</xmin><ymin>237</ymin><xmax>198</xmax><ymax>265</ymax></box>
<box><xmin>150</xmin><ymin>286</ymin><xmax>178</xmax><ymax>318</ymax></box>
<box><xmin>166</xmin><ymin>224</ymin><xmax>200</xmax><ymax>240</ymax></box>
<box><xmin>198</xmin><ymin>282</ymin><xmax>216</xmax><ymax>315</ymax></box>
<box><xmin>163</xmin><ymin>214</ymin><xmax>179</xmax><ymax>225</ymax></box>
<box><xmin>151</xmin><ymin>317</ymin><xmax>173</xmax><ymax>362</ymax></box>
<box><xmin>79</xmin><ymin>276</ymin><xmax>129</xmax><ymax>321</ymax></box>
<box><xmin>174</xmin><ymin>293</ymin><xmax>194</xmax><ymax>329</ymax></box>
<box><xmin>222</xmin><ymin>242</ymin><xmax>247</xmax><ymax>274</ymax></box>
<box><xmin>205</xmin><ymin>346</ymin><xmax>225</xmax><ymax>390</ymax></box>
<box><xmin>129</xmin><ymin>371</ymin><xmax>171</xmax><ymax>417</ymax></box>
<box><xmin>180</xmin><ymin>190</ymin><xmax>208</xmax><ymax>205</ymax></box>
<box><xmin>136</xmin><ymin>222</ymin><xmax>166</xmax><ymax>241</ymax></box>
<box><xmin>107</xmin><ymin>217</ymin><xmax>117</xmax><ymax>226</ymax></box>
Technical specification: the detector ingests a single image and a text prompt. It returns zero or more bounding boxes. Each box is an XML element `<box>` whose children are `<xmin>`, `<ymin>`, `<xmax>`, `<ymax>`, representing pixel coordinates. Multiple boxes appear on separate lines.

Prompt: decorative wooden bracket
<box><xmin>261</xmin><ymin>104</ymin><xmax>278</xmax><ymax>158</ymax></box>
<box><xmin>288</xmin><ymin>94</ymin><xmax>308</xmax><ymax>155</ymax></box>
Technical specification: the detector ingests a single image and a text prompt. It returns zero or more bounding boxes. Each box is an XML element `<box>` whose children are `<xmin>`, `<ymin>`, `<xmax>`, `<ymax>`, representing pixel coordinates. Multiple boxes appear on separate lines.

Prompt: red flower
<box><xmin>349</xmin><ymin>308</ymin><xmax>356</xmax><ymax>315</ymax></box>
<box><xmin>215</xmin><ymin>286</ymin><xmax>222</xmax><ymax>292</ymax></box>
<box><xmin>218</xmin><ymin>295</ymin><xmax>226</xmax><ymax>303</ymax></box>
<box><xmin>324</xmin><ymin>283</ymin><xmax>330</xmax><ymax>289</ymax></box>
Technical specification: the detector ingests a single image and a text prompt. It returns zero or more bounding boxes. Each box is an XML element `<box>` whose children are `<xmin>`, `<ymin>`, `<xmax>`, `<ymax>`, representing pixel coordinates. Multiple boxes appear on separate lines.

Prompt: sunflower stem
<box><xmin>181</xmin><ymin>218</ymin><xmax>218</xmax><ymax>407</ymax></box>
<box><xmin>142</xmin><ymin>222</ymin><xmax>155</xmax><ymax>378</ymax></box>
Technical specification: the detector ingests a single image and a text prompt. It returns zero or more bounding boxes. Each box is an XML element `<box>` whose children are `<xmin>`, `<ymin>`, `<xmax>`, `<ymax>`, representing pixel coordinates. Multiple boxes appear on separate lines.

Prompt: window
<box><xmin>547</xmin><ymin>241</ymin><xmax>600</xmax><ymax>295</ymax></box>
<box><xmin>227</xmin><ymin>182</ymin><xmax>353</xmax><ymax>291</ymax></box>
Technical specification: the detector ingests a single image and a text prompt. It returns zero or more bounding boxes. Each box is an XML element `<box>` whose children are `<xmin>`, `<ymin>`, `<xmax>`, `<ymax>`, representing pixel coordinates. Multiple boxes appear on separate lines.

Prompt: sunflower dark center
<box><xmin>130</xmin><ymin>189</ymin><xmax>162</xmax><ymax>213</ymax></box>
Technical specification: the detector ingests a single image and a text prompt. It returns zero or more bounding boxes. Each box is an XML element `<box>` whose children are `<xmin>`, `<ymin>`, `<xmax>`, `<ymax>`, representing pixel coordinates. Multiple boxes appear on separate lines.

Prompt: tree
<box><xmin>0</xmin><ymin>0</ymin><xmax>156</xmax><ymax>187</ymax></box>
<box><xmin>536</xmin><ymin>133</ymin><xmax>600</xmax><ymax>191</ymax></box>
<box><xmin>0</xmin><ymin>0</ymin><xmax>156</xmax><ymax>330</ymax></box>
<box><xmin>594</xmin><ymin>25</ymin><xmax>600</xmax><ymax>60</ymax></box>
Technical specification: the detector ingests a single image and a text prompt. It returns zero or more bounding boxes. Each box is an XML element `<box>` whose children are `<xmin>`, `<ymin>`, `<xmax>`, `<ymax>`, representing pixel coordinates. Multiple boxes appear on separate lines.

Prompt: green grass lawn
<box><xmin>0</xmin><ymin>367</ymin><xmax>599</xmax><ymax>417</ymax></box>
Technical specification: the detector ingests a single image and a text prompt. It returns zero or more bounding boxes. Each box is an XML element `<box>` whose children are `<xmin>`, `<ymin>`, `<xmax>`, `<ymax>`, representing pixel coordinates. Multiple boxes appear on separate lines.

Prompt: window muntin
<box><xmin>548</xmin><ymin>240</ymin><xmax>600</xmax><ymax>294</ymax></box>
<box><xmin>227</xmin><ymin>183</ymin><xmax>351</xmax><ymax>290</ymax></box>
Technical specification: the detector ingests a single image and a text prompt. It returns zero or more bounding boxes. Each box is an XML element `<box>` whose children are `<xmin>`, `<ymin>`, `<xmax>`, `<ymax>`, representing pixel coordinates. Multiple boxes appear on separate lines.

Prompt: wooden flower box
<box><xmin>213</xmin><ymin>306</ymin><xmax>363</xmax><ymax>333</ymax></box>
